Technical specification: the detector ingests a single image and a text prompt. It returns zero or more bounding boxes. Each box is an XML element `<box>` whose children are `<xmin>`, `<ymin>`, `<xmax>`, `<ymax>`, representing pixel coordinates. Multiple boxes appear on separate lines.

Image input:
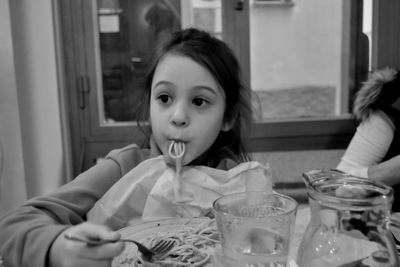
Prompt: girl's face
<box><xmin>150</xmin><ymin>54</ymin><xmax>229</xmax><ymax>165</ymax></box>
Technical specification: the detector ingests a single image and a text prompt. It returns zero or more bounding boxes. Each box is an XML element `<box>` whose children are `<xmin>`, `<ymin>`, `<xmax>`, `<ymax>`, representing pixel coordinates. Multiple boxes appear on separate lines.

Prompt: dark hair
<box><xmin>137</xmin><ymin>28</ymin><xmax>253</xmax><ymax>162</ymax></box>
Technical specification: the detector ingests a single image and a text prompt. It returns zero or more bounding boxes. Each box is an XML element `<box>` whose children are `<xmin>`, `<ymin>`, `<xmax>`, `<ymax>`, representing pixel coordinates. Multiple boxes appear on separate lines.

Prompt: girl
<box><xmin>0</xmin><ymin>28</ymin><xmax>272</xmax><ymax>267</ymax></box>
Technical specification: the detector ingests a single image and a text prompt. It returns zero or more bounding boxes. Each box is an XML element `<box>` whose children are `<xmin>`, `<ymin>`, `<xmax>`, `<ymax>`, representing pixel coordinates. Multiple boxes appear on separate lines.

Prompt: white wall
<box><xmin>0</xmin><ymin>0</ymin><xmax>67</xmax><ymax>214</ymax></box>
<box><xmin>0</xmin><ymin>0</ymin><xmax>28</xmax><ymax>215</ymax></box>
<box><xmin>250</xmin><ymin>0</ymin><xmax>343</xmax><ymax>91</ymax></box>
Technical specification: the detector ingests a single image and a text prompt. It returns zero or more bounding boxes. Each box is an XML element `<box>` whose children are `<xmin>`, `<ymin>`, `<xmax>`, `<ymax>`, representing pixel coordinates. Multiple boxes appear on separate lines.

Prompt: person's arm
<box><xmin>0</xmin><ymin>144</ymin><xmax>147</xmax><ymax>267</ymax></box>
<box><xmin>367</xmin><ymin>154</ymin><xmax>400</xmax><ymax>186</ymax></box>
<box><xmin>0</xmin><ymin>158</ymin><xmax>122</xmax><ymax>267</ymax></box>
<box><xmin>337</xmin><ymin>110</ymin><xmax>394</xmax><ymax>179</ymax></box>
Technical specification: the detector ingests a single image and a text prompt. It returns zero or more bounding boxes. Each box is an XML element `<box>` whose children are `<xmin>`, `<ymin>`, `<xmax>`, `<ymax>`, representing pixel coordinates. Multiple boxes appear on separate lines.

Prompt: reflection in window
<box><xmin>96</xmin><ymin>0</ymin><xmax>181</xmax><ymax>123</ymax></box>
<box><xmin>96</xmin><ymin>0</ymin><xmax>221</xmax><ymax>124</ymax></box>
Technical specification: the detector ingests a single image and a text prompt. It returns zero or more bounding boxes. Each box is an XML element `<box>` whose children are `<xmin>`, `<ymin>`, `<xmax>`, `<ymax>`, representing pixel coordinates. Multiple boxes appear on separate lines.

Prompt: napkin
<box><xmin>87</xmin><ymin>156</ymin><xmax>272</xmax><ymax>229</ymax></box>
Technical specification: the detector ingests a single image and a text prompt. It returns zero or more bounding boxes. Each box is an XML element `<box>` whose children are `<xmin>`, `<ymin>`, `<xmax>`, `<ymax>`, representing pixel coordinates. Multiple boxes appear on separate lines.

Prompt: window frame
<box><xmin>247</xmin><ymin>0</ymin><xmax>400</xmax><ymax>152</ymax></box>
<box><xmin>254</xmin><ymin>0</ymin><xmax>400</xmax><ymax>152</ymax></box>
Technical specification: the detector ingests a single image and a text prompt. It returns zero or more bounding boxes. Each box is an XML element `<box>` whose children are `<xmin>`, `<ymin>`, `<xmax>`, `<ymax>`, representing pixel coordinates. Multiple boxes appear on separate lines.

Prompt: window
<box><xmin>246</xmin><ymin>0</ymin><xmax>364</xmax><ymax>151</ymax></box>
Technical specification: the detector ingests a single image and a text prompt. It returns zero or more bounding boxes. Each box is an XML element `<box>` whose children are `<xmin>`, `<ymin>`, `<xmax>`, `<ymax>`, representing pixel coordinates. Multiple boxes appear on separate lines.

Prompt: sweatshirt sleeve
<box><xmin>0</xmin><ymin>144</ymin><xmax>148</xmax><ymax>267</ymax></box>
<box><xmin>337</xmin><ymin>110</ymin><xmax>395</xmax><ymax>178</ymax></box>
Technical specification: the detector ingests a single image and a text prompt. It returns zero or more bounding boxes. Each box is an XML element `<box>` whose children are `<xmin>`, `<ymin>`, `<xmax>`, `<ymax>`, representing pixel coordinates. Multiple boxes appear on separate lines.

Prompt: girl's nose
<box><xmin>171</xmin><ymin>103</ymin><xmax>189</xmax><ymax>127</ymax></box>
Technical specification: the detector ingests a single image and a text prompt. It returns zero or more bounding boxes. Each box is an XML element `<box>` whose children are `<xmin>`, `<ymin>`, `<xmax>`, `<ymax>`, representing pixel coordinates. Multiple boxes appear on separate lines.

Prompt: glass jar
<box><xmin>297</xmin><ymin>169</ymin><xmax>400</xmax><ymax>267</ymax></box>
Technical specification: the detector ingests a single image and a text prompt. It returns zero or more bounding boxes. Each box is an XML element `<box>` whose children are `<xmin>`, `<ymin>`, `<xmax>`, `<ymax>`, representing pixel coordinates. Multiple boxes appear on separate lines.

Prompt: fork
<box><xmin>64</xmin><ymin>233</ymin><xmax>176</xmax><ymax>261</ymax></box>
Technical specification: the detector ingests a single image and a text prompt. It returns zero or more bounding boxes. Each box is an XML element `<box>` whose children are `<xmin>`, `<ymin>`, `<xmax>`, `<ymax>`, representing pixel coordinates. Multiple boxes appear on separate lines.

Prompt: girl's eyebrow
<box><xmin>153</xmin><ymin>81</ymin><xmax>218</xmax><ymax>95</ymax></box>
<box><xmin>193</xmin><ymin>85</ymin><xmax>218</xmax><ymax>96</ymax></box>
<box><xmin>152</xmin><ymin>81</ymin><xmax>173</xmax><ymax>88</ymax></box>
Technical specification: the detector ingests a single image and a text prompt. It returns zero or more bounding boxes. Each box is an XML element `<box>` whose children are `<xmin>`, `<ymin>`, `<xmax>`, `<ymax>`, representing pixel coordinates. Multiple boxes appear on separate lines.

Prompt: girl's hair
<box><xmin>137</xmin><ymin>28</ymin><xmax>253</xmax><ymax>162</ymax></box>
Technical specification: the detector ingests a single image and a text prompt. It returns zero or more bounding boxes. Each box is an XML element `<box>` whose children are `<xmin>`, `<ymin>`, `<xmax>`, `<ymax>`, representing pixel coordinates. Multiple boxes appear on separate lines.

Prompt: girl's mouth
<box><xmin>168</xmin><ymin>140</ymin><xmax>185</xmax><ymax>160</ymax></box>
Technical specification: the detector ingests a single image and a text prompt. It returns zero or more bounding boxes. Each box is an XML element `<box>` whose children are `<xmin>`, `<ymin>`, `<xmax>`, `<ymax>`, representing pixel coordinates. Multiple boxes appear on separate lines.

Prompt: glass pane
<box><xmin>249</xmin><ymin>0</ymin><xmax>372</xmax><ymax>121</ymax></box>
<box><xmin>96</xmin><ymin>0</ymin><xmax>222</xmax><ymax>125</ymax></box>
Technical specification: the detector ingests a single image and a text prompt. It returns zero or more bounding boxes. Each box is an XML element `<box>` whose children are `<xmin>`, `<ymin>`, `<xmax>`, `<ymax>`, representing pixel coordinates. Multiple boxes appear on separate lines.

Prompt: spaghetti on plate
<box><xmin>114</xmin><ymin>218</ymin><xmax>219</xmax><ymax>266</ymax></box>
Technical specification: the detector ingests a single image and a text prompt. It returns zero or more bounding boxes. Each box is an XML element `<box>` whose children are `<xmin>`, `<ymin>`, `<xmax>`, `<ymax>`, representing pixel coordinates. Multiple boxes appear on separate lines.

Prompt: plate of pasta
<box><xmin>112</xmin><ymin>217</ymin><xmax>219</xmax><ymax>267</ymax></box>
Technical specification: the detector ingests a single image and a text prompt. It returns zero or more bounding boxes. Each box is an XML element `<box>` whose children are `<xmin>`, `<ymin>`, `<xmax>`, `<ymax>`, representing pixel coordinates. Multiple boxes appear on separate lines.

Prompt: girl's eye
<box><xmin>192</xmin><ymin>98</ymin><xmax>209</xmax><ymax>107</ymax></box>
<box><xmin>157</xmin><ymin>94</ymin><xmax>171</xmax><ymax>104</ymax></box>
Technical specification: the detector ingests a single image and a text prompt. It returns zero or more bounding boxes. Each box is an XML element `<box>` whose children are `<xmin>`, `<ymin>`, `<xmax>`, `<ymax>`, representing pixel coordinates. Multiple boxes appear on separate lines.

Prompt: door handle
<box><xmin>78</xmin><ymin>76</ymin><xmax>90</xmax><ymax>110</ymax></box>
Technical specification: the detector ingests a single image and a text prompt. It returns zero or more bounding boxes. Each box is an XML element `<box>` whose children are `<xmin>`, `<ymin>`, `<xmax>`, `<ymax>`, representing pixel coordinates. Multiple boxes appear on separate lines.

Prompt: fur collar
<box><xmin>353</xmin><ymin>67</ymin><xmax>398</xmax><ymax>121</ymax></box>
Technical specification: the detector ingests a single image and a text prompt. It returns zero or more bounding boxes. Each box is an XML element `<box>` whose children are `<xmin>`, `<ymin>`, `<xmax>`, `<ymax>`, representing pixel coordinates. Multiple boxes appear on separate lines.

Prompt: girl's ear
<box><xmin>222</xmin><ymin>110</ymin><xmax>238</xmax><ymax>132</ymax></box>
<box><xmin>221</xmin><ymin>119</ymin><xmax>235</xmax><ymax>132</ymax></box>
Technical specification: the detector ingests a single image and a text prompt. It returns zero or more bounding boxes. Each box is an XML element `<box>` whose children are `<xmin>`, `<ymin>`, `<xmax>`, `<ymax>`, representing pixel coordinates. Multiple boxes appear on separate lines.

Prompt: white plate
<box><xmin>112</xmin><ymin>217</ymin><xmax>216</xmax><ymax>267</ymax></box>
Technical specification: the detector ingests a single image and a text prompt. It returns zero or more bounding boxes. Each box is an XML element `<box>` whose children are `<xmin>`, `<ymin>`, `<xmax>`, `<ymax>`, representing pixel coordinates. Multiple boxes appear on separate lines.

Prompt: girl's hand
<box><xmin>49</xmin><ymin>222</ymin><xmax>125</xmax><ymax>267</ymax></box>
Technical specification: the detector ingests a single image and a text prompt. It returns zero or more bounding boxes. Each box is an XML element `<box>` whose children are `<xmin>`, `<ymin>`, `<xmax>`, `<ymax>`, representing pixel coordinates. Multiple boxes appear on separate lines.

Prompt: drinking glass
<box><xmin>213</xmin><ymin>191</ymin><xmax>298</xmax><ymax>267</ymax></box>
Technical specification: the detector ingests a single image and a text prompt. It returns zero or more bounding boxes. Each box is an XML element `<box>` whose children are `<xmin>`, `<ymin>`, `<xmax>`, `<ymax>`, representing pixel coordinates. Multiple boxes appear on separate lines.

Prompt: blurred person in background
<box><xmin>337</xmin><ymin>67</ymin><xmax>400</xmax><ymax>211</ymax></box>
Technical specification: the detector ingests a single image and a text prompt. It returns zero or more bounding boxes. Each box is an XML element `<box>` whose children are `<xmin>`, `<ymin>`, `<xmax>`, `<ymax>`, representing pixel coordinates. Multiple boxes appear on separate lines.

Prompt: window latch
<box><xmin>77</xmin><ymin>76</ymin><xmax>90</xmax><ymax>110</ymax></box>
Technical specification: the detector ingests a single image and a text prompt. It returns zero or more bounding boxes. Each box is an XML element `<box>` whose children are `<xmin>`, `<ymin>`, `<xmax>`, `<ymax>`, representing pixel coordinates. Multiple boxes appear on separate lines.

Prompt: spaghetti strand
<box><xmin>168</xmin><ymin>141</ymin><xmax>185</xmax><ymax>197</ymax></box>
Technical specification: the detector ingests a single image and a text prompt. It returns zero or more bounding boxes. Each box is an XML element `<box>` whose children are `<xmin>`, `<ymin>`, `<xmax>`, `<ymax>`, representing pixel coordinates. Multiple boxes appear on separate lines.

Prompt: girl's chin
<box><xmin>164</xmin><ymin>155</ymin><xmax>188</xmax><ymax>166</ymax></box>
